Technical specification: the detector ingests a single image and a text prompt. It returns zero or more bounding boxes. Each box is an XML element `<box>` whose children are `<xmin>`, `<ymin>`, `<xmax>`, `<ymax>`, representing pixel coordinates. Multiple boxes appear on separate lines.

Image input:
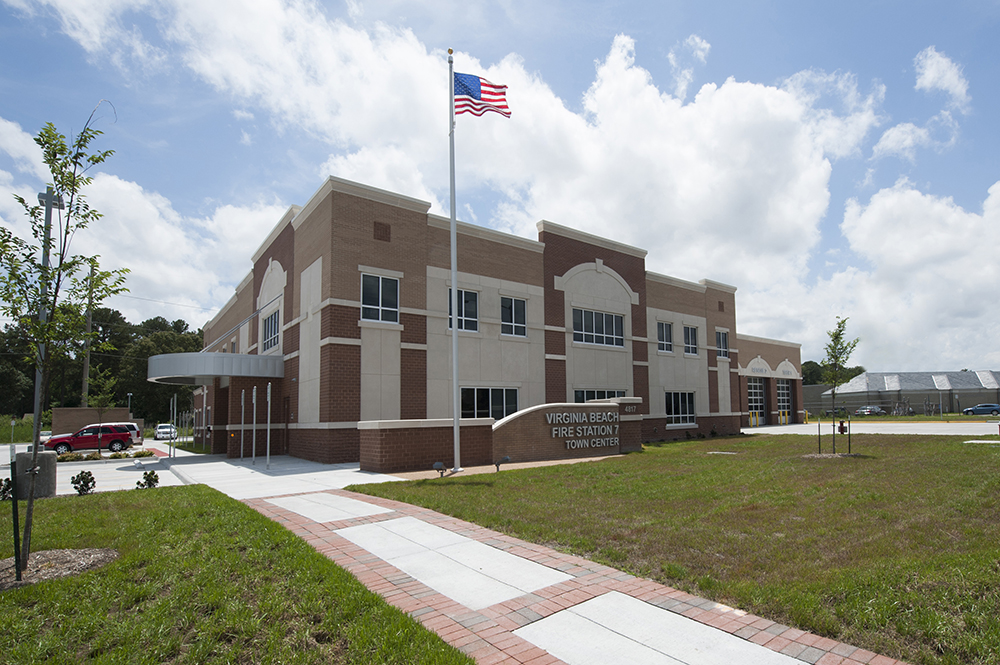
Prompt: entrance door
<box><xmin>776</xmin><ymin>379</ymin><xmax>791</xmax><ymax>424</ymax></box>
<box><xmin>748</xmin><ymin>377</ymin><xmax>765</xmax><ymax>426</ymax></box>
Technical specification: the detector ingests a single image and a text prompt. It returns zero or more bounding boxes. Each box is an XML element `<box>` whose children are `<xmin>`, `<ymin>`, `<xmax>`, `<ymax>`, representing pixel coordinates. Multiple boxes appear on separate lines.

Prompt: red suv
<box><xmin>45</xmin><ymin>424</ymin><xmax>134</xmax><ymax>454</ymax></box>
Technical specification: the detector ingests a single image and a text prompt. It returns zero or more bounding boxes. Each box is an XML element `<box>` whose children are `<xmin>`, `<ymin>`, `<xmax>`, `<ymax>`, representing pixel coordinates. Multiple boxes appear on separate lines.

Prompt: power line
<box><xmin>110</xmin><ymin>294</ymin><xmax>217</xmax><ymax>311</ymax></box>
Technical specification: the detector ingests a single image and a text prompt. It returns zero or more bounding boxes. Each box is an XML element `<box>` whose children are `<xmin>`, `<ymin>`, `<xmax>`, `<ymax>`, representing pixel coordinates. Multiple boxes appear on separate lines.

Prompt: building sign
<box><xmin>546</xmin><ymin>410</ymin><xmax>620</xmax><ymax>449</ymax></box>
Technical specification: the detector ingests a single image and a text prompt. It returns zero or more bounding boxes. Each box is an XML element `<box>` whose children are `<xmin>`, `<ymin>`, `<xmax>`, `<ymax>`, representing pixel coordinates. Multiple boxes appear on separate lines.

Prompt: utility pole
<box><xmin>80</xmin><ymin>263</ymin><xmax>95</xmax><ymax>407</ymax></box>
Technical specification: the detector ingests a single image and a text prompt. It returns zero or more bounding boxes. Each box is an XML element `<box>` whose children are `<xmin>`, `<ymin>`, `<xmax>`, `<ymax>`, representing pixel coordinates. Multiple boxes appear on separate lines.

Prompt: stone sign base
<box><xmin>359</xmin><ymin>398</ymin><xmax>642</xmax><ymax>474</ymax></box>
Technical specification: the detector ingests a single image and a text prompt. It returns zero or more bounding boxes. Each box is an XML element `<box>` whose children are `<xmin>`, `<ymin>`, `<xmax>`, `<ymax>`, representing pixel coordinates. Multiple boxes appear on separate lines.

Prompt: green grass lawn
<box><xmin>351</xmin><ymin>434</ymin><xmax>1000</xmax><ymax>665</ymax></box>
<box><xmin>0</xmin><ymin>485</ymin><xmax>473</xmax><ymax>665</ymax></box>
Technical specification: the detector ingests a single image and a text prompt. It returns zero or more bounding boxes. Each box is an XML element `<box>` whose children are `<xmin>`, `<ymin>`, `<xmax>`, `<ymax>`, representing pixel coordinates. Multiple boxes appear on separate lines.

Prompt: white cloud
<box><xmin>815</xmin><ymin>180</ymin><xmax>1000</xmax><ymax>369</ymax></box>
<box><xmin>667</xmin><ymin>34</ymin><xmax>711</xmax><ymax>100</ymax></box>
<box><xmin>11</xmin><ymin>2</ymin><xmax>981</xmax><ymax>371</ymax></box>
<box><xmin>872</xmin><ymin>122</ymin><xmax>930</xmax><ymax>162</ymax></box>
<box><xmin>483</xmin><ymin>36</ymin><xmax>880</xmax><ymax>296</ymax></box>
<box><xmin>914</xmin><ymin>46</ymin><xmax>970</xmax><ymax>113</ymax></box>
<box><xmin>0</xmin><ymin>130</ymin><xmax>287</xmax><ymax>327</ymax></box>
<box><xmin>872</xmin><ymin>111</ymin><xmax>958</xmax><ymax>162</ymax></box>
<box><xmin>0</xmin><ymin>117</ymin><xmax>48</xmax><ymax>180</ymax></box>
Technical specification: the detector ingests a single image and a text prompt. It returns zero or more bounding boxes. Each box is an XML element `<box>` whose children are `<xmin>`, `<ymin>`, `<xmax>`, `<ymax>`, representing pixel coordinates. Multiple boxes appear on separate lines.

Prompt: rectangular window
<box><xmin>574</xmin><ymin>389</ymin><xmax>626</xmax><ymax>403</ymax></box>
<box><xmin>716</xmin><ymin>331</ymin><xmax>729</xmax><ymax>359</ymax></box>
<box><xmin>262</xmin><ymin>310</ymin><xmax>280</xmax><ymax>352</ymax></box>
<box><xmin>449</xmin><ymin>289</ymin><xmax>479</xmax><ymax>331</ymax></box>
<box><xmin>361</xmin><ymin>274</ymin><xmax>399</xmax><ymax>323</ymax></box>
<box><xmin>683</xmin><ymin>326</ymin><xmax>698</xmax><ymax>355</ymax></box>
<box><xmin>230</xmin><ymin>340</ymin><xmax>237</xmax><ymax>353</ymax></box>
<box><xmin>572</xmin><ymin>308</ymin><xmax>624</xmax><ymax>347</ymax></box>
<box><xmin>461</xmin><ymin>387</ymin><xmax>518</xmax><ymax>420</ymax></box>
<box><xmin>657</xmin><ymin>322</ymin><xmax>673</xmax><ymax>352</ymax></box>
<box><xmin>501</xmin><ymin>296</ymin><xmax>527</xmax><ymax>336</ymax></box>
<box><xmin>665</xmin><ymin>392</ymin><xmax>696</xmax><ymax>424</ymax></box>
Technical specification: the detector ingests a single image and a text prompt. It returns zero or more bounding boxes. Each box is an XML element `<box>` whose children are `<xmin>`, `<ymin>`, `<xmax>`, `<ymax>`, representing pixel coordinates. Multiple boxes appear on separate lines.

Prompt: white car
<box><xmin>155</xmin><ymin>423</ymin><xmax>178</xmax><ymax>440</ymax></box>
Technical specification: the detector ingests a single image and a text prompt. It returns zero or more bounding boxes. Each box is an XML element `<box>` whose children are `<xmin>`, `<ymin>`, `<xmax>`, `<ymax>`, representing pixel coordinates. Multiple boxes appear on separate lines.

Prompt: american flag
<box><xmin>454</xmin><ymin>72</ymin><xmax>511</xmax><ymax>118</ymax></box>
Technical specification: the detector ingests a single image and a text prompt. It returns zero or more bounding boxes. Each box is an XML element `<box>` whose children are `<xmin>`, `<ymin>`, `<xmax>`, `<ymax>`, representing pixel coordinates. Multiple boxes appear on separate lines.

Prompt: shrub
<box><xmin>71</xmin><ymin>470</ymin><xmax>96</xmax><ymax>495</ymax></box>
<box><xmin>109</xmin><ymin>452</ymin><xmax>127</xmax><ymax>459</ymax></box>
<box><xmin>84</xmin><ymin>452</ymin><xmax>103</xmax><ymax>461</ymax></box>
<box><xmin>0</xmin><ymin>477</ymin><xmax>11</xmax><ymax>501</ymax></box>
<box><xmin>131</xmin><ymin>449</ymin><xmax>155</xmax><ymax>458</ymax></box>
<box><xmin>57</xmin><ymin>452</ymin><xmax>85</xmax><ymax>462</ymax></box>
<box><xmin>136</xmin><ymin>470</ymin><xmax>159</xmax><ymax>489</ymax></box>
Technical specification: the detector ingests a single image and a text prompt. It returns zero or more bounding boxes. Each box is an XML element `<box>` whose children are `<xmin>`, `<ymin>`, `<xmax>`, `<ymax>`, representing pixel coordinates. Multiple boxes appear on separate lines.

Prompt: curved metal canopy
<box><xmin>147</xmin><ymin>352</ymin><xmax>284</xmax><ymax>385</ymax></box>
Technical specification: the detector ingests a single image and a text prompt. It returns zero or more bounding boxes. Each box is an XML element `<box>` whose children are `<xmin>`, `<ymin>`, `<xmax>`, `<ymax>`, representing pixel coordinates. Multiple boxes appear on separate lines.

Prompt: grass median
<box><xmin>0</xmin><ymin>485</ymin><xmax>473</xmax><ymax>665</ymax></box>
<box><xmin>351</xmin><ymin>434</ymin><xmax>1000</xmax><ymax>665</ymax></box>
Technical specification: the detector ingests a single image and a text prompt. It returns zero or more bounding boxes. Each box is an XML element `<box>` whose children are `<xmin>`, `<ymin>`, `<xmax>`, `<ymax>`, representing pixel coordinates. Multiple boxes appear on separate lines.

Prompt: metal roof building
<box><xmin>818</xmin><ymin>370</ymin><xmax>1000</xmax><ymax>415</ymax></box>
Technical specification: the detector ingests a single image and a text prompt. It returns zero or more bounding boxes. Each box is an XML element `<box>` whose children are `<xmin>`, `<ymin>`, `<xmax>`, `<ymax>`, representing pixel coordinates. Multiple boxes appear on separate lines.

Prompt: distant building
<box><xmin>811</xmin><ymin>370</ymin><xmax>1000</xmax><ymax>415</ymax></box>
<box><xmin>149</xmin><ymin>176</ymin><xmax>803</xmax><ymax>464</ymax></box>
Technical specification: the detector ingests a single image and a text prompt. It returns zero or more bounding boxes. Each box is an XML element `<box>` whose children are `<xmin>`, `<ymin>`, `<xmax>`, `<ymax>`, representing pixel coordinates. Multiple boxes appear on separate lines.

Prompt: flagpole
<box><xmin>448</xmin><ymin>48</ymin><xmax>462</xmax><ymax>472</ymax></box>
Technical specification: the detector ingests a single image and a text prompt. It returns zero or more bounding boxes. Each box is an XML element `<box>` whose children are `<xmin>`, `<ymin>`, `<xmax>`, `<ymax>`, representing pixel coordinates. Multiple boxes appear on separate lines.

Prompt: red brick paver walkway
<box><xmin>246</xmin><ymin>490</ymin><xmax>910</xmax><ymax>665</ymax></box>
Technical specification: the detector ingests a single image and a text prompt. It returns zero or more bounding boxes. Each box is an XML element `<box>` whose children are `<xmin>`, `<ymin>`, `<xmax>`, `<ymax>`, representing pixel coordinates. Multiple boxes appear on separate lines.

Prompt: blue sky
<box><xmin>2</xmin><ymin>0</ymin><xmax>999</xmax><ymax>371</ymax></box>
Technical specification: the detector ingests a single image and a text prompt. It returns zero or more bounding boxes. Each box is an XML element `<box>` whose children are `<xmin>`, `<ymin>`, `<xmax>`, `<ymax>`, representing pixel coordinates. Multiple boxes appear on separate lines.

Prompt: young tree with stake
<box><xmin>823</xmin><ymin>316</ymin><xmax>859</xmax><ymax>454</ymax></box>
<box><xmin>0</xmin><ymin>104</ymin><xmax>129</xmax><ymax>569</ymax></box>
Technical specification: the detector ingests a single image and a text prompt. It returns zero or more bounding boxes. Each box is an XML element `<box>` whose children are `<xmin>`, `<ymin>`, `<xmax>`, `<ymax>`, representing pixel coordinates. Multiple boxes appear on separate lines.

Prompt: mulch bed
<box><xmin>0</xmin><ymin>548</ymin><xmax>119</xmax><ymax>591</ymax></box>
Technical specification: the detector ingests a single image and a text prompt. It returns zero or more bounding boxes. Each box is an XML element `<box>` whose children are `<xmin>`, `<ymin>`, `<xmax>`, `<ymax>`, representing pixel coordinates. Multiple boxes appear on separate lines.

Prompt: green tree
<box><xmin>118</xmin><ymin>328</ymin><xmax>202</xmax><ymax>424</ymax></box>
<box><xmin>87</xmin><ymin>364</ymin><xmax>117</xmax><ymax>453</ymax></box>
<box><xmin>0</xmin><ymin>358</ymin><xmax>32</xmax><ymax>414</ymax></box>
<box><xmin>802</xmin><ymin>360</ymin><xmax>865</xmax><ymax>386</ymax></box>
<box><xmin>0</xmin><ymin>107</ymin><xmax>129</xmax><ymax>570</ymax></box>
<box><xmin>823</xmin><ymin>316</ymin><xmax>859</xmax><ymax>453</ymax></box>
<box><xmin>802</xmin><ymin>360</ymin><xmax>823</xmax><ymax>385</ymax></box>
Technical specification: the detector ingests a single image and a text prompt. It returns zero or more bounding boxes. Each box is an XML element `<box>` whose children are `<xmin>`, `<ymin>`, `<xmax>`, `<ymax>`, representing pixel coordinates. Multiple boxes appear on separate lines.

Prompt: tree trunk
<box><xmin>20</xmin><ymin>367</ymin><xmax>50</xmax><ymax>569</ymax></box>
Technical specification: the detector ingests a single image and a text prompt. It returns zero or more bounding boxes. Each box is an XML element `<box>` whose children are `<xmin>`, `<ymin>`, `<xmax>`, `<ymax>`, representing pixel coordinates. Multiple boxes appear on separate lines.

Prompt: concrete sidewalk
<box><xmin>157</xmin><ymin>451</ymin><xmax>908</xmax><ymax>665</ymax></box>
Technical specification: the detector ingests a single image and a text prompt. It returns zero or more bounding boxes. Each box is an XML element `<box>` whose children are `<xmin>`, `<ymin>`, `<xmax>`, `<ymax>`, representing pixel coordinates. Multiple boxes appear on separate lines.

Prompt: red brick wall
<box><xmin>224</xmin><ymin>425</ymin><xmax>288</xmax><ymax>458</ymax></box>
<box><xmin>641</xmin><ymin>414</ymin><xmax>742</xmax><ymax>442</ymax></box>
<box><xmin>360</xmin><ymin>424</ymin><xmax>493</xmax><ymax>473</ymax></box>
<box><xmin>539</xmin><ymin>228</ymin><xmax>647</xmax><ymax>406</ymax></box>
<box><xmin>284</xmin><ymin>356</ymin><xmax>299</xmax><ymax>423</ymax></box>
<box><xmin>400</xmin><ymin>348</ymin><xmax>426</xmax><ymax>419</ymax></box>
<box><xmin>322</xmin><ymin>344</ymin><xmax>360</xmax><ymax>422</ymax></box>
<box><xmin>288</xmin><ymin>427</ymin><xmax>359</xmax><ymax>464</ymax></box>
<box><xmin>545</xmin><ymin>359</ymin><xmax>567</xmax><ymax>403</ymax></box>
<box><xmin>632</xmin><ymin>364</ymin><xmax>649</xmax><ymax>415</ymax></box>
<box><xmin>323</xmin><ymin>304</ymin><xmax>362</xmax><ymax>339</ymax></box>
<box><xmin>221</xmin><ymin>376</ymin><xmax>288</xmax><ymax>456</ymax></box>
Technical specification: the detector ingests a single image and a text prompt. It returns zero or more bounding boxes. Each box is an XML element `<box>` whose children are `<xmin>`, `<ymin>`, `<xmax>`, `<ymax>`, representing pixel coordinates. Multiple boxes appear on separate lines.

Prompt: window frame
<box><xmin>716</xmin><ymin>330</ymin><xmax>729</xmax><ymax>359</ymax></box>
<box><xmin>461</xmin><ymin>387</ymin><xmax>519</xmax><ymax>420</ymax></box>
<box><xmin>448</xmin><ymin>288</ymin><xmax>479</xmax><ymax>332</ymax></box>
<box><xmin>501</xmin><ymin>296</ymin><xmax>527</xmax><ymax>337</ymax></box>
<box><xmin>572</xmin><ymin>307</ymin><xmax>624</xmax><ymax>347</ymax></box>
<box><xmin>574</xmin><ymin>389</ymin><xmax>626</xmax><ymax>403</ymax></box>
<box><xmin>361</xmin><ymin>273</ymin><xmax>399</xmax><ymax>323</ymax></box>
<box><xmin>657</xmin><ymin>321</ymin><xmax>673</xmax><ymax>352</ymax></box>
<box><xmin>683</xmin><ymin>325</ymin><xmax>698</xmax><ymax>355</ymax></box>
<box><xmin>665</xmin><ymin>391</ymin><xmax>696</xmax><ymax>424</ymax></box>
<box><xmin>262</xmin><ymin>309</ymin><xmax>280</xmax><ymax>352</ymax></box>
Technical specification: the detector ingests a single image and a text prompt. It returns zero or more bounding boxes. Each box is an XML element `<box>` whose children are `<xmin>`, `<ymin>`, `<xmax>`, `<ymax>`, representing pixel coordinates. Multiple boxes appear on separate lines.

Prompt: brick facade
<box><xmin>359</xmin><ymin>421</ymin><xmax>493</xmax><ymax>473</ymax></box>
<box><xmin>190</xmin><ymin>176</ymin><xmax>801</xmax><ymax>466</ymax></box>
